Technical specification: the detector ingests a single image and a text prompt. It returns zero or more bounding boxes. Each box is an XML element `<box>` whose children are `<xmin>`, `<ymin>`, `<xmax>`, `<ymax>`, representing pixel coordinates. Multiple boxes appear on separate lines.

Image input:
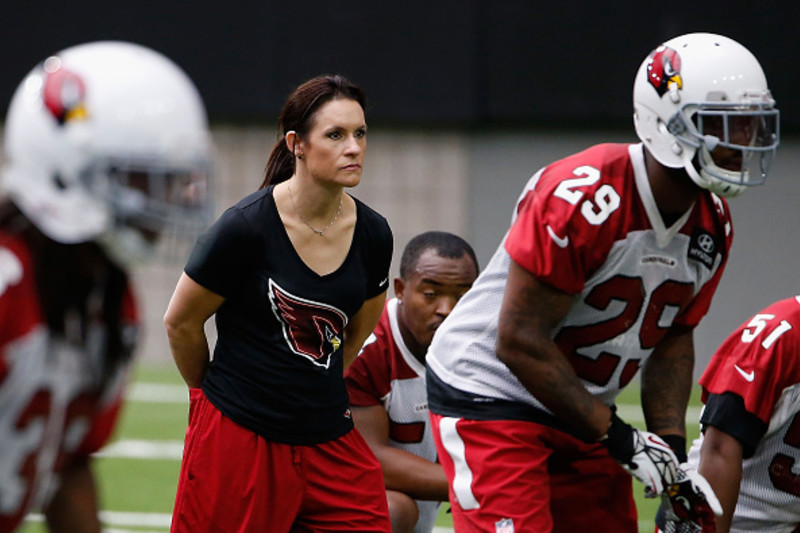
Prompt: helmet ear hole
<box><xmin>53</xmin><ymin>173</ymin><xmax>68</xmax><ymax>190</ymax></box>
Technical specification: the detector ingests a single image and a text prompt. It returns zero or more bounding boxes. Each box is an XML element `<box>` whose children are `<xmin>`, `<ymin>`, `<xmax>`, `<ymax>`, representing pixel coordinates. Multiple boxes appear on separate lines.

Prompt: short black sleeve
<box><xmin>184</xmin><ymin>206</ymin><xmax>259</xmax><ymax>297</ymax></box>
<box><xmin>701</xmin><ymin>391</ymin><xmax>768</xmax><ymax>459</ymax></box>
<box><xmin>356</xmin><ymin>199</ymin><xmax>393</xmax><ymax>298</ymax></box>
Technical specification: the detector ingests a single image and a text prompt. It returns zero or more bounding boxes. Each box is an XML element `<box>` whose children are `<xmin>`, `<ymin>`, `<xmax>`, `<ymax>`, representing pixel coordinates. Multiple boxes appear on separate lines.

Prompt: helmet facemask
<box><xmin>84</xmin><ymin>157</ymin><xmax>213</xmax><ymax>266</ymax></box>
<box><xmin>667</xmin><ymin>99</ymin><xmax>779</xmax><ymax>197</ymax></box>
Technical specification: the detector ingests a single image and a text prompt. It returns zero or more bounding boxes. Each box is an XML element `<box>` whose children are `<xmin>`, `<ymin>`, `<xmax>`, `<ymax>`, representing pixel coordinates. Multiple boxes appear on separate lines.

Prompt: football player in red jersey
<box><xmin>166</xmin><ymin>75</ymin><xmax>394</xmax><ymax>532</ymax></box>
<box><xmin>345</xmin><ymin>231</ymin><xmax>479</xmax><ymax>532</ymax></box>
<box><xmin>426</xmin><ymin>33</ymin><xmax>778</xmax><ymax>532</ymax></box>
<box><xmin>662</xmin><ymin>296</ymin><xmax>800</xmax><ymax>533</ymax></box>
<box><xmin>0</xmin><ymin>42</ymin><xmax>212</xmax><ymax>532</ymax></box>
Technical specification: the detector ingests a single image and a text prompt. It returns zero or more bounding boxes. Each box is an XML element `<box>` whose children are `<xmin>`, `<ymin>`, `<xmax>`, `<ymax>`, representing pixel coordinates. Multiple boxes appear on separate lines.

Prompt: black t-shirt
<box><xmin>185</xmin><ymin>186</ymin><xmax>393</xmax><ymax>444</ymax></box>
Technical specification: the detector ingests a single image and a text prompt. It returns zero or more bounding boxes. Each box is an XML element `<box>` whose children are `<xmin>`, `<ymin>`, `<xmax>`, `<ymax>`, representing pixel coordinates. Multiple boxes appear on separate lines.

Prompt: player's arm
<box><xmin>641</xmin><ymin>326</ymin><xmax>695</xmax><ymax>453</ymax></box>
<box><xmin>697</xmin><ymin>426</ymin><xmax>743</xmax><ymax>533</ymax></box>
<box><xmin>43</xmin><ymin>458</ymin><xmax>100</xmax><ymax>533</ymax></box>
<box><xmin>496</xmin><ymin>259</ymin><xmax>612</xmax><ymax>440</ymax></box>
<box><xmin>352</xmin><ymin>404</ymin><xmax>449</xmax><ymax>501</ymax></box>
<box><xmin>164</xmin><ymin>272</ymin><xmax>224</xmax><ymax>388</ymax></box>
<box><xmin>343</xmin><ymin>292</ymin><xmax>386</xmax><ymax>369</ymax></box>
<box><xmin>498</xmin><ymin>260</ymin><xmax>682</xmax><ymax>497</ymax></box>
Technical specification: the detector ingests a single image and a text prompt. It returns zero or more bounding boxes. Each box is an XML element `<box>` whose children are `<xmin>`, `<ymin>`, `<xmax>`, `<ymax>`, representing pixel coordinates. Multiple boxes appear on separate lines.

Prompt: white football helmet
<box><xmin>633</xmin><ymin>33</ymin><xmax>779</xmax><ymax>197</ymax></box>
<box><xmin>1</xmin><ymin>41</ymin><xmax>212</xmax><ymax>266</ymax></box>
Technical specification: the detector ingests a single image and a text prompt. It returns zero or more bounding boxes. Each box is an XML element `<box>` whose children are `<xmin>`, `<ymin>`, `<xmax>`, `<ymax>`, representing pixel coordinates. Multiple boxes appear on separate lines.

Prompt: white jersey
<box><xmin>345</xmin><ymin>298</ymin><xmax>439</xmax><ymax>533</ymax></box>
<box><xmin>427</xmin><ymin>143</ymin><xmax>732</xmax><ymax>421</ymax></box>
<box><xmin>688</xmin><ymin>296</ymin><xmax>800</xmax><ymax>532</ymax></box>
<box><xmin>0</xmin><ymin>232</ymin><xmax>136</xmax><ymax>531</ymax></box>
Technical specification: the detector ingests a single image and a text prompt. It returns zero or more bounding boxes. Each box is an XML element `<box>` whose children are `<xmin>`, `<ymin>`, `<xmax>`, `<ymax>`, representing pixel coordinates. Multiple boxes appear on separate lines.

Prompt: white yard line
<box><xmin>26</xmin><ymin>511</ymin><xmax>172</xmax><ymax>531</ymax></box>
<box><xmin>95</xmin><ymin>439</ymin><xmax>184</xmax><ymax>460</ymax></box>
<box><xmin>99</xmin><ymin>511</ymin><xmax>172</xmax><ymax>527</ymax></box>
<box><xmin>126</xmin><ymin>382</ymin><xmax>188</xmax><ymax>403</ymax></box>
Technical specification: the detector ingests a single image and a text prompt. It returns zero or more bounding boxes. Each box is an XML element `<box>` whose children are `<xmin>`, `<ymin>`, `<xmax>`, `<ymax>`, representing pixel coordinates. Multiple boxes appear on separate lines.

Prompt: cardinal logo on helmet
<box><xmin>646</xmin><ymin>45</ymin><xmax>683</xmax><ymax>97</ymax></box>
<box><xmin>42</xmin><ymin>56</ymin><xmax>88</xmax><ymax>125</ymax></box>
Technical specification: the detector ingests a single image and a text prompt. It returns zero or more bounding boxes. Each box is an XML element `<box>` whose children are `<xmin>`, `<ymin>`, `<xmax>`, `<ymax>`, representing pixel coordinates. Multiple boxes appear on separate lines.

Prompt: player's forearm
<box><xmin>698</xmin><ymin>427</ymin><xmax>743</xmax><ymax>533</ymax></box>
<box><xmin>641</xmin><ymin>329</ymin><xmax>694</xmax><ymax>437</ymax></box>
<box><xmin>496</xmin><ymin>262</ymin><xmax>612</xmax><ymax>440</ymax></box>
<box><xmin>699</xmin><ymin>454</ymin><xmax>737</xmax><ymax>533</ymax></box>
<box><xmin>44</xmin><ymin>459</ymin><xmax>101</xmax><ymax>533</ymax></box>
<box><xmin>496</xmin><ymin>305</ymin><xmax>611</xmax><ymax>439</ymax></box>
<box><xmin>376</xmin><ymin>446</ymin><xmax>449</xmax><ymax>501</ymax></box>
<box><xmin>500</xmin><ymin>342</ymin><xmax>612</xmax><ymax>440</ymax></box>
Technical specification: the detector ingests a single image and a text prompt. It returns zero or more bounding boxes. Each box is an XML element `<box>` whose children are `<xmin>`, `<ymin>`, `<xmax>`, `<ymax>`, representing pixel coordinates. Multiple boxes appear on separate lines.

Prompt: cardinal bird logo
<box><xmin>268</xmin><ymin>279</ymin><xmax>347</xmax><ymax>369</ymax></box>
<box><xmin>646</xmin><ymin>45</ymin><xmax>683</xmax><ymax>97</ymax></box>
<box><xmin>41</xmin><ymin>57</ymin><xmax>88</xmax><ymax>125</ymax></box>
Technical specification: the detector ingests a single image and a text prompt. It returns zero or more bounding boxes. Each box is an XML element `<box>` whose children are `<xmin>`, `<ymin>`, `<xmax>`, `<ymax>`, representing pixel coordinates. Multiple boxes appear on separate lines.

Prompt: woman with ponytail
<box><xmin>166</xmin><ymin>74</ymin><xmax>393</xmax><ymax>532</ymax></box>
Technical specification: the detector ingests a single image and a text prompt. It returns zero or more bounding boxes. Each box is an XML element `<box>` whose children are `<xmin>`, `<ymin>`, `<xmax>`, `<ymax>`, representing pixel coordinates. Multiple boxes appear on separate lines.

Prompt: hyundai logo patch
<box><xmin>688</xmin><ymin>228</ymin><xmax>717</xmax><ymax>269</ymax></box>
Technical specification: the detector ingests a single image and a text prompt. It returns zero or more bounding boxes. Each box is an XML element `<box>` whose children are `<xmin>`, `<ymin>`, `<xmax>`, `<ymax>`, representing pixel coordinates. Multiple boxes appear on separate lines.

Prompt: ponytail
<box><xmin>260</xmin><ymin>138</ymin><xmax>294</xmax><ymax>189</ymax></box>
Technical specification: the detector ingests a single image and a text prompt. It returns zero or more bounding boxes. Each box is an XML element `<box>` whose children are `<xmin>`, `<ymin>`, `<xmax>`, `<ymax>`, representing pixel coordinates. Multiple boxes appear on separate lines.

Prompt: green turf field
<box><xmin>18</xmin><ymin>362</ymin><xmax>703</xmax><ymax>533</ymax></box>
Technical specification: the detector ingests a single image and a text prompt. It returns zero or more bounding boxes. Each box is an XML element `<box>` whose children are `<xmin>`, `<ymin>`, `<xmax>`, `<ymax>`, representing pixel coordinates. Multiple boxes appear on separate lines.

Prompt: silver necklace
<box><xmin>287</xmin><ymin>183</ymin><xmax>343</xmax><ymax>236</ymax></box>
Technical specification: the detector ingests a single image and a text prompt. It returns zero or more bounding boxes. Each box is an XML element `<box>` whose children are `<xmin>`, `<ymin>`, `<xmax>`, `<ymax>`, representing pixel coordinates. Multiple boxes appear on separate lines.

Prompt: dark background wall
<box><xmin>1</xmin><ymin>1</ymin><xmax>797</xmax><ymax>130</ymax></box>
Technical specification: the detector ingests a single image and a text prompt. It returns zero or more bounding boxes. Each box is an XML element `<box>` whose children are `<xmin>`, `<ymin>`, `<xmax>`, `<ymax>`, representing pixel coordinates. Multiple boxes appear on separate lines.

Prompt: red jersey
<box><xmin>691</xmin><ymin>296</ymin><xmax>800</xmax><ymax>531</ymax></box>
<box><xmin>428</xmin><ymin>143</ymin><xmax>732</xmax><ymax>419</ymax></box>
<box><xmin>0</xmin><ymin>231</ymin><xmax>137</xmax><ymax>531</ymax></box>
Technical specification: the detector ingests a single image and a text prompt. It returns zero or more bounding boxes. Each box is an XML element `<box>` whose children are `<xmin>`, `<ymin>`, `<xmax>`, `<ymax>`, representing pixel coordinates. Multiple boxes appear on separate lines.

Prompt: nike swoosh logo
<box><xmin>734</xmin><ymin>364</ymin><xmax>755</xmax><ymax>382</ymax></box>
<box><xmin>546</xmin><ymin>225</ymin><xmax>569</xmax><ymax>248</ymax></box>
<box><xmin>379</xmin><ymin>277</ymin><xmax>388</xmax><ymax>287</ymax></box>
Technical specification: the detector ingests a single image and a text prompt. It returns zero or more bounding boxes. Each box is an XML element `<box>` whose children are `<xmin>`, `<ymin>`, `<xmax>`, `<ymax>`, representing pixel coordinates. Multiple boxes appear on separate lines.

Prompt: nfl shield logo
<box><xmin>495</xmin><ymin>518</ymin><xmax>514</xmax><ymax>533</ymax></box>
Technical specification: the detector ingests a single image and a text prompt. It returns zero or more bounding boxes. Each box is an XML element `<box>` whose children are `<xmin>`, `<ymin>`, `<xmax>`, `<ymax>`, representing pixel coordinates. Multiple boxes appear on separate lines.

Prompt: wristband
<box><xmin>601</xmin><ymin>413</ymin><xmax>635</xmax><ymax>463</ymax></box>
<box><xmin>659</xmin><ymin>434</ymin><xmax>687</xmax><ymax>464</ymax></box>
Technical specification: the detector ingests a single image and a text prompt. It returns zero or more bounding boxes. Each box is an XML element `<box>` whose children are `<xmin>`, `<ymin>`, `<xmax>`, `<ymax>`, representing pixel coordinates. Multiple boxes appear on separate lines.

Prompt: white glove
<box><xmin>655</xmin><ymin>463</ymin><xmax>722</xmax><ymax>533</ymax></box>
<box><xmin>602</xmin><ymin>413</ymin><xmax>680</xmax><ymax>497</ymax></box>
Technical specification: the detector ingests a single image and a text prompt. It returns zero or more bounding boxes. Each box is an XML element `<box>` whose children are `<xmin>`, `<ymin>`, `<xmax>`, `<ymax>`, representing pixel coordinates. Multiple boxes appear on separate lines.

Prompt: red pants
<box><xmin>431</xmin><ymin>413</ymin><xmax>637</xmax><ymax>533</ymax></box>
<box><xmin>171</xmin><ymin>388</ymin><xmax>391</xmax><ymax>532</ymax></box>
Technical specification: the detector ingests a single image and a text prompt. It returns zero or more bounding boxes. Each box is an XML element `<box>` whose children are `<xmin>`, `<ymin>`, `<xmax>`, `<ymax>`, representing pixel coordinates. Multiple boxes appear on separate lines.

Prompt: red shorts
<box><xmin>171</xmin><ymin>388</ymin><xmax>391</xmax><ymax>532</ymax></box>
<box><xmin>430</xmin><ymin>413</ymin><xmax>637</xmax><ymax>533</ymax></box>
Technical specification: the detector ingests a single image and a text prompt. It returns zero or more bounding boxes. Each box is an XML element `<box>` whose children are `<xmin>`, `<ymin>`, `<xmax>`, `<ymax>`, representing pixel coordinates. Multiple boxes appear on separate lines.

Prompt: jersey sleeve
<box><xmin>505</xmin><ymin>166</ymin><xmax>614</xmax><ymax>295</ymax></box>
<box><xmin>184</xmin><ymin>207</ymin><xmax>259</xmax><ymax>297</ymax></box>
<box><xmin>700</xmin><ymin>391</ymin><xmax>767</xmax><ymax>458</ymax></box>
<box><xmin>700</xmin><ymin>297</ymin><xmax>800</xmax><ymax>426</ymax></box>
